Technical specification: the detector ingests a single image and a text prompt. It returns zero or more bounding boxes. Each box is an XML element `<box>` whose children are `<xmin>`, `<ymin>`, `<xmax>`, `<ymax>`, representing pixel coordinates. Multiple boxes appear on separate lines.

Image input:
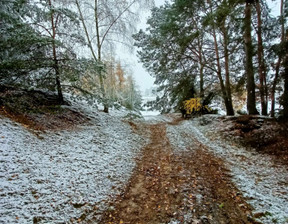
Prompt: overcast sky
<box><xmin>120</xmin><ymin>0</ymin><xmax>167</xmax><ymax>95</ymax></box>
<box><xmin>127</xmin><ymin>0</ymin><xmax>281</xmax><ymax>95</ymax></box>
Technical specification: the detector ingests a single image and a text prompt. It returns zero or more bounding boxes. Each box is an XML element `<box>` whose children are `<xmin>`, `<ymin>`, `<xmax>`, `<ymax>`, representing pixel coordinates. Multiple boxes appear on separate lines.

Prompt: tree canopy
<box><xmin>134</xmin><ymin>0</ymin><xmax>288</xmax><ymax>118</ymax></box>
<box><xmin>0</xmin><ymin>0</ymin><xmax>148</xmax><ymax>111</ymax></box>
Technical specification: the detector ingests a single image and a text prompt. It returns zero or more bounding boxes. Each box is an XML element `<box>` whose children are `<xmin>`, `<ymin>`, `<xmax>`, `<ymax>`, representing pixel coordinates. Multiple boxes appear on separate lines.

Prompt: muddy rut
<box><xmin>99</xmin><ymin>121</ymin><xmax>257</xmax><ymax>224</ymax></box>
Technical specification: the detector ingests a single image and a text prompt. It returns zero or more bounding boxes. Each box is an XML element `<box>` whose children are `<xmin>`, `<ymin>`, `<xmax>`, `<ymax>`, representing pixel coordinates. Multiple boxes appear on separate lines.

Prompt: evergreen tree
<box><xmin>244</xmin><ymin>0</ymin><xmax>258</xmax><ymax>114</ymax></box>
<box><xmin>203</xmin><ymin>0</ymin><xmax>238</xmax><ymax>115</ymax></box>
<box><xmin>255</xmin><ymin>0</ymin><xmax>268</xmax><ymax>115</ymax></box>
<box><xmin>31</xmin><ymin>0</ymin><xmax>83</xmax><ymax>102</ymax></box>
<box><xmin>0</xmin><ymin>0</ymin><xmax>51</xmax><ymax>86</ymax></box>
<box><xmin>122</xmin><ymin>75</ymin><xmax>142</xmax><ymax>111</ymax></box>
<box><xmin>281</xmin><ymin>0</ymin><xmax>288</xmax><ymax>119</ymax></box>
<box><xmin>0</xmin><ymin>0</ymin><xmax>84</xmax><ymax>103</ymax></box>
<box><xmin>134</xmin><ymin>3</ymin><xmax>204</xmax><ymax>113</ymax></box>
<box><xmin>271</xmin><ymin>0</ymin><xmax>285</xmax><ymax>117</ymax></box>
<box><xmin>134</xmin><ymin>0</ymin><xmax>240</xmax><ymax>114</ymax></box>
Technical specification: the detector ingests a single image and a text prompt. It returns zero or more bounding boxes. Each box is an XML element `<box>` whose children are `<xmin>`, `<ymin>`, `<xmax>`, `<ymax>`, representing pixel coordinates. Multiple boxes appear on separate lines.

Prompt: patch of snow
<box><xmin>167</xmin><ymin>115</ymin><xmax>288</xmax><ymax>224</ymax></box>
<box><xmin>0</xmin><ymin>101</ymin><xmax>145</xmax><ymax>223</ymax></box>
<box><xmin>141</xmin><ymin>110</ymin><xmax>160</xmax><ymax>117</ymax></box>
<box><xmin>141</xmin><ymin>114</ymin><xmax>174</xmax><ymax>123</ymax></box>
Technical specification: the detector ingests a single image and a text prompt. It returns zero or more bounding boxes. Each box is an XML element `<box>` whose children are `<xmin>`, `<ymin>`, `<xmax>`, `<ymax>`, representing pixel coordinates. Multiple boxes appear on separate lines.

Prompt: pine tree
<box><xmin>134</xmin><ymin>0</ymin><xmax>239</xmax><ymax>114</ymax></box>
<box><xmin>134</xmin><ymin>3</ymin><xmax>205</xmax><ymax>112</ymax></box>
<box><xmin>281</xmin><ymin>0</ymin><xmax>288</xmax><ymax>119</ymax></box>
<box><xmin>33</xmin><ymin>0</ymin><xmax>83</xmax><ymax>102</ymax></box>
<box><xmin>204</xmin><ymin>0</ymin><xmax>236</xmax><ymax>115</ymax></box>
<box><xmin>0</xmin><ymin>0</ymin><xmax>50</xmax><ymax>86</ymax></box>
<box><xmin>244</xmin><ymin>0</ymin><xmax>258</xmax><ymax>115</ymax></box>
<box><xmin>283</xmin><ymin>31</ymin><xmax>288</xmax><ymax>119</ymax></box>
<box><xmin>0</xmin><ymin>0</ymin><xmax>84</xmax><ymax>103</ymax></box>
<box><xmin>271</xmin><ymin>0</ymin><xmax>285</xmax><ymax>117</ymax></box>
<box><xmin>255</xmin><ymin>0</ymin><xmax>268</xmax><ymax>115</ymax></box>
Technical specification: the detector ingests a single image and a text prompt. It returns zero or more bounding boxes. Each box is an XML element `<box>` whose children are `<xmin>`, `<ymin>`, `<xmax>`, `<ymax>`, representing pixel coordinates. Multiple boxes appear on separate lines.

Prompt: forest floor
<box><xmin>0</xmin><ymin>88</ymin><xmax>288</xmax><ymax>224</ymax></box>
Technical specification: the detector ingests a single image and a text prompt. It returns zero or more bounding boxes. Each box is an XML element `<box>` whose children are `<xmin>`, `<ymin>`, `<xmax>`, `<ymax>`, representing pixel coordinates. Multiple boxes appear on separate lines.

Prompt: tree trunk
<box><xmin>95</xmin><ymin>0</ymin><xmax>109</xmax><ymax>113</ymax></box>
<box><xmin>255</xmin><ymin>0</ymin><xmax>268</xmax><ymax>115</ymax></box>
<box><xmin>244</xmin><ymin>1</ymin><xmax>258</xmax><ymax>115</ymax></box>
<box><xmin>76</xmin><ymin>0</ymin><xmax>108</xmax><ymax>112</ymax></box>
<box><xmin>197</xmin><ymin>34</ymin><xmax>204</xmax><ymax>98</ymax></box>
<box><xmin>222</xmin><ymin>18</ymin><xmax>234</xmax><ymax>116</ymax></box>
<box><xmin>212</xmin><ymin>26</ymin><xmax>234</xmax><ymax>115</ymax></box>
<box><xmin>271</xmin><ymin>60</ymin><xmax>281</xmax><ymax>117</ymax></box>
<box><xmin>283</xmin><ymin>69</ymin><xmax>288</xmax><ymax>119</ymax></box>
<box><xmin>283</xmin><ymin>31</ymin><xmax>288</xmax><ymax>119</ymax></box>
<box><xmin>49</xmin><ymin>0</ymin><xmax>64</xmax><ymax>103</ymax></box>
<box><xmin>271</xmin><ymin>0</ymin><xmax>284</xmax><ymax>117</ymax></box>
<box><xmin>207</xmin><ymin>0</ymin><xmax>234</xmax><ymax>115</ymax></box>
<box><xmin>199</xmin><ymin>64</ymin><xmax>204</xmax><ymax>98</ymax></box>
<box><xmin>75</xmin><ymin>0</ymin><xmax>98</xmax><ymax>61</ymax></box>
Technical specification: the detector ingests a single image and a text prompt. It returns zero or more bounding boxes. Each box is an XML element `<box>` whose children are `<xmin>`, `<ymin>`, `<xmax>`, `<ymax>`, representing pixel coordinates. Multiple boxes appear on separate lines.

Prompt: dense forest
<box><xmin>134</xmin><ymin>0</ymin><xmax>288</xmax><ymax>119</ymax></box>
<box><xmin>0</xmin><ymin>0</ymin><xmax>287</xmax><ymax>119</ymax></box>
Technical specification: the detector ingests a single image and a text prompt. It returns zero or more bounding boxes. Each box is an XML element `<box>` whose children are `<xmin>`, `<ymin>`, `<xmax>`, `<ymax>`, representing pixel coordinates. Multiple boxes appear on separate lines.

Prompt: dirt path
<box><xmin>99</xmin><ymin>121</ymin><xmax>257</xmax><ymax>224</ymax></box>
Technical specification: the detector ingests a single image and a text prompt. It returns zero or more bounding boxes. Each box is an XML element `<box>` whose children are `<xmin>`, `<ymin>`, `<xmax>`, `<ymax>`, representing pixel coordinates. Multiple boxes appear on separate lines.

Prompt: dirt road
<box><xmin>99</xmin><ymin>118</ymin><xmax>256</xmax><ymax>224</ymax></box>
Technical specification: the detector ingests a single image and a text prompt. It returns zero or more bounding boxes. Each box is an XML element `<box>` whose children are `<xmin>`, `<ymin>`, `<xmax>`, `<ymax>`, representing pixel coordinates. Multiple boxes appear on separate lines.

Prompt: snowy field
<box><xmin>0</xmin><ymin>104</ymin><xmax>146</xmax><ymax>223</ymax></box>
<box><xmin>166</xmin><ymin>115</ymin><xmax>288</xmax><ymax>224</ymax></box>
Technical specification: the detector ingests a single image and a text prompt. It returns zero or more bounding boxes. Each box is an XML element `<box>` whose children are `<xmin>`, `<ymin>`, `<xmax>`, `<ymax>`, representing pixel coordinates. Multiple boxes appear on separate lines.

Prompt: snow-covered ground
<box><xmin>140</xmin><ymin>110</ymin><xmax>160</xmax><ymax>117</ymax></box>
<box><xmin>0</xmin><ymin>103</ymin><xmax>146</xmax><ymax>223</ymax></box>
<box><xmin>166</xmin><ymin>115</ymin><xmax>288</xmax><ymax>224</ymax></box>
<box><xmin>1</xmin><ymin>104</ymin><xmax>288</xmax><ymax>224</ymax></box>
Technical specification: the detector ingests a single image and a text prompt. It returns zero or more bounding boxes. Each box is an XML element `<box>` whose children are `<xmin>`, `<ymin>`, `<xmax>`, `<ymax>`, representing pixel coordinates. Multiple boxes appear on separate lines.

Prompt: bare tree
<box><xmin>75</xmin><ymin>0</ymin><xmax>153</xmax><ymax>112</ymax></box>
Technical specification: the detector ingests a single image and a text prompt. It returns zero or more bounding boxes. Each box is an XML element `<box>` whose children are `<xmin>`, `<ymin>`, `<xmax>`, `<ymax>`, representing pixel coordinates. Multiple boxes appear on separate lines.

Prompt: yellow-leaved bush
<box><xmin>183</xmin><ymin>98</ymin><xmax>211</xmax><ymax>115</ymax></box>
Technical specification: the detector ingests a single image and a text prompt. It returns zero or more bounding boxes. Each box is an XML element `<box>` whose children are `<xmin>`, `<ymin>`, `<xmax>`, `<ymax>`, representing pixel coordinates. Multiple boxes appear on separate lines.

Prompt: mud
<box><xmin>99</xmin><ymin>121</ymin><xmax>256</xmax><ymax>224</ymax></box>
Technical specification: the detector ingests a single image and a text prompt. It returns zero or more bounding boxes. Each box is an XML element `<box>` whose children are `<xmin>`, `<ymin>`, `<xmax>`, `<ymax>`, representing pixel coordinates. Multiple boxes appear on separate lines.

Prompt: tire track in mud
<box><xmin>99</xmin><ymin>121</ymin><xmax>258</xmax><ymax>224</ymax></box>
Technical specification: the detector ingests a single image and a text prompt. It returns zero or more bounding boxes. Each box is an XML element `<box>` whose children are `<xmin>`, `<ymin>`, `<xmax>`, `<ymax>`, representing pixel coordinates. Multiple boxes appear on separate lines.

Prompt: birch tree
<box><xmin>75</xmin><ymin>0</ymin><xmax>153</xmax><ymax>112</ymax></box>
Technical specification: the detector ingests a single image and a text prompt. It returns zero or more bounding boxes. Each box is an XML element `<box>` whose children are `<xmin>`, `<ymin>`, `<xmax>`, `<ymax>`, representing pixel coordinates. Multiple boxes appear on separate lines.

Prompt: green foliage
<box><xmin>0</xmin><ymin>0</ymin><xmax>84</xmax><ymax>94</ymax></box>
<box><xmin>0</xmin><ymin>1</ymin><xmax>50</xmax><ymax>85</ymax></box>
<box><xmin>134</xmin><ymin>0</ymin><xmax>286</xmax><ymax>116</ymax></box>
<box><xmin>219</xmin><ymin>203</ymin><xmax>225</xmax><ymax>208</ymax></box>
<box><xmin>0</xmin><ymin>86</ymin><xmax>65</xmax><ymax>115</ymax></box>
<box><xmin>133</xmin><ymin>2</ymin><xmax>203</xmax><ymax>113</ymax></box>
